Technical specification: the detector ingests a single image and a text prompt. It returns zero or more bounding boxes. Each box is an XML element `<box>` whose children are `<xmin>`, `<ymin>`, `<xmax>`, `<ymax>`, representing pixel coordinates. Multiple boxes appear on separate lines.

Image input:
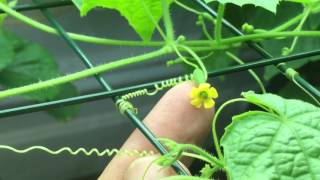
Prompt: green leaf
<box><xmin>221</xmin><ymin>91</ymin><xmax>320</xmax><ymax>179</ymax></box>
<box><xmin>47</xmin><ymin>84</ymin><xmax>80</xmax><ymax>122</ymax></box>
<box><xmin>214</xmin><ymin>0</ymin><xmax>280</xmax><ymax>13</ymax></box>
<box><xmin>193</xmin><ymin>68</ymin><xmax>206</xmax><ymax>85</ymax></box>
<box><xmin>71</xmin><ymin>0</ymin><xmax>83</xmax><ymax>9</ymax></box>
<box><xmin>0</xmin><ymin>30</ymin><xmax>79</xmax><ymax>121</ymax></box>
<box><xmin>72</xmin><ymin>0</ymin><xmax>172</xmax><ymax>41</ymax></box>
<box><xmin>0</xmin><ymin>37</ymin><xmax>61</xmax><ymax>101</ymax></box>
<box><xmin>0</xmin><ymin>30</ymin><xmax>14</xmax><ymax>70</ymax></box>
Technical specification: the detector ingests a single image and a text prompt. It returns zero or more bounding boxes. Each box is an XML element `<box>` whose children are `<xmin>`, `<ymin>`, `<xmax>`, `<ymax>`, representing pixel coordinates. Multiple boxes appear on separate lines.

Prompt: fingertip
<box><xmin>148</xmin><ymin>81</ymin><xmax>215</xmax><ymax>143</ymax></box>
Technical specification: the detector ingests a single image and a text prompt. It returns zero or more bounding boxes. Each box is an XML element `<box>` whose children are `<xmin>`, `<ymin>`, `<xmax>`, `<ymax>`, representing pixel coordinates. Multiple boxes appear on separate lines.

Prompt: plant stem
<box><xmin>3</xmin><ymin>3</ymin><xmax>320</xmax><ymax>48</ymax></box>
<box><xmin>271</xmin><ymin>13</ymin><xmax>304</xmax><ymax>32</ymax></box>
<box><xmin>162</xmin><ymin>0</ymin><xmax>175</xmax><ymax>43</ymax></box>
<box><xmin>173</xmin><ymin>30</ymin><xmax>320</xmax><ymax>47</ymax></box>
<box><xmin>182</xmin><ymin>152</ymin><xmax>213</xmax><ymax>165</ymax></box>
<box><xmin>218</xmin><ymin>31</ymin><xmax>320</xmax><ymax>45</ymax></box>
<box><xmin>0</xmin><ymin>2</ymin><xmax>225</xmax><ymax>50</ymax></box>
<box><xmin>215</xmin><ymin>3</ymin><xmax>225</xmax><ymax>43</ymax></box>
<box><xmin>0</xmin><ymin>47</ymin><xmax>171</xmax><ymax>100</ymax></box>
<box><xmin>212</xmin><ymin>98</ymin><xmax>248</xmax><ymax>160</ymax></box>
<box><xmin>179</xmin><ymin>144</ymin><xmax>224</xmax><ymax>168</ymax></box>
<box><xmin>0</xmin><ymin>2</ymin><xmax>164</xmax><ymax>47</ymax></box>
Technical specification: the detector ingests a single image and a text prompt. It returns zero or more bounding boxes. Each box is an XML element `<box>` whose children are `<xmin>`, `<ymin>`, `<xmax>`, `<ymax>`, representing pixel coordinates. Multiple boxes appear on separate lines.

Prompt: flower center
<box><xmin>199</xmin><ymin>91</ymin><xmax>209</xmax><ymax>100</ymax></box>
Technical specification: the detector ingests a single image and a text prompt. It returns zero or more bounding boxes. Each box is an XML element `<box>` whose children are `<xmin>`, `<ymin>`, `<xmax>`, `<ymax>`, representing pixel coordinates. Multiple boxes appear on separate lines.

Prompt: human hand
<box><xmin>99</xmin><ymin>81</ymin><xmax>215</xmax><ymax>180</ymax></box>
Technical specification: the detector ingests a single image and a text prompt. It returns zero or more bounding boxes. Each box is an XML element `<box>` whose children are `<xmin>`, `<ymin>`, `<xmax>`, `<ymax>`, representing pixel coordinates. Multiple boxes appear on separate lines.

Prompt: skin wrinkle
<box><xmin>99</xmin><ymin>81</ymin><xmax>215</xmax><ymax>179</ymax></box>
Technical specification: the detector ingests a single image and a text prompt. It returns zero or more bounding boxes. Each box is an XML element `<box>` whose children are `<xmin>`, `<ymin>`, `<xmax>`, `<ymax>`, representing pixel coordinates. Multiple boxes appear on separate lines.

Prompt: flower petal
<box><xmin>208</xmin><ymin>87</ymin><xmax>218</xmax><ymax>98</ymax></box>
<box><xmin>191</xmin><ymin>98</ymin><xmax>202</xmax><ymax>108</ymax></box>
<box><xmin>198</xmin><ymin>83</ymin><xmax>210</xmax><ymax>91</ymax></box>
<box><xmin>204</xmin><ymin>99</ymin><xmax>215</xmax><ymax>109</ymax></box>
<box><xmin>190</xmin><ymin>87</ymin><xmax>199</xmax><ymax>99</ymax></box>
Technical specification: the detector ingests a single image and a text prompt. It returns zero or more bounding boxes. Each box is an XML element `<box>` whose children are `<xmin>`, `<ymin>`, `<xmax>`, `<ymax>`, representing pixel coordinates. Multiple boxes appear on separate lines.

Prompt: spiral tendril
<box><xmin>153</xmin><ymin>74</ymin><xmax>193</xmax><ymax>93</ymax></box>
<box><xmin>116</xmin><ymin>99</ymin><xmax>138</xmax><ymax>114</ymax></box>
<box><xmin>0</xmin><ymin>145</ymin><xmax>154</xmax><ymax>157</ymax></box>
<box><xmin>121</xmin><ymin>89</ymin><xmax>157</xmax><ymax>101</ymax></box>
<box><xmin>116</xmin><ymin>74</ymin><xmax>193</xmax><ymax>114</ymax></box>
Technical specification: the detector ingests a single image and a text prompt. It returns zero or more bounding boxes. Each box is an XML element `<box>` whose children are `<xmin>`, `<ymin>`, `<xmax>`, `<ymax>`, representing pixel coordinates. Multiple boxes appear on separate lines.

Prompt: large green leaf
<box><xmin>1</xmin><ymin>1</ymin><xmax>21</xmax><ymax>70</ymax></box>
<box><xmin>72</xmin><ymin>0</ymin><xmax>172</xmax><ymax>41</ymax></box>
<box><xmin>0</xmin><ymin>30</ymin><xmax>79</xmax><ymax>121</ymax></box>
<box><xmin>221</xmin><ymin>91</ymin><xmax>320</xmax><ymax>179</ymax></box>
<box><xmin>0</xmin><ymin>36</ymin><xmax>61</xmax><ymax>101</ymax></box>
<box><xmin>0</xmin><ymin>30</ymin><xmax>14</xmax><ymax>70</ymax></box>
<box><xmin>47</xmin><ymin>84</ymin><xmax>80</xmax><ymax>122</ymax></box>
<box><xmin>205</xmin><ymin>0</ymin><xmax>280</xmax><ymax>13</ymax></box>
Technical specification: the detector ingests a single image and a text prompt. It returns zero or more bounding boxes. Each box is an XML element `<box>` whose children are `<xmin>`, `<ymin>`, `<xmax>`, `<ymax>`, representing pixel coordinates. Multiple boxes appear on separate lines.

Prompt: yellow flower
<box><xmin>190</xmin><ymin>83</ymin><xmax>218</xmax><ymax>109</ymax></box>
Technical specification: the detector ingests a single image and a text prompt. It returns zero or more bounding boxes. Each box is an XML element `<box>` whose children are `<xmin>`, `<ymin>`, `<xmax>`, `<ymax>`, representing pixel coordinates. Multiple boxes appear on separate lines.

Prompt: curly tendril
<box><xmin>0</xmin><ymin>145</ymin><xmax>154</xmax><ymax>157</ymax></box>
<box><xmin>153</xmin><ymin>74</ymin><xmax>194</xmax><ymax>93</ymax></box>
<box><xmin>116</xmin><ymin>74</ymin><xmax>194</xmax><ymax>115</ymax></box>
<box><xmin>116</xmin><ymin>99</ymin><xmax>138</xmax><ymax>114</ymax></box>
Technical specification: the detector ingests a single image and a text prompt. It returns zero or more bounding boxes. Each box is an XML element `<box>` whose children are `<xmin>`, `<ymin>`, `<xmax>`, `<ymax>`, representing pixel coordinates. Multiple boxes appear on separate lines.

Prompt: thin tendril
<box><xmin>167</xmin><ymin>51</ymin><xmax>214</xmax><ymax>66</ymax></box>
<box><xmin>0</xmin><ymin>145</ymin><xmax>154</xmax><ymax>157</ymax></box>
<box><xmin>172</xmin><ymin>45</ymin><xmax>199</xmax><ymax>69</ymax></box>
<box><xmin>285</xmin><ymin>7</ymin><xmax>311</xmax><ymax>55</ymax></box>
<box><xmin>225</xmin><ymin>51</ymin><xmax>266</xmax><ymax>94</ymax></box>
<box><xmin>199</xmin><ymin>16</ymin><xmax>214</xmax><ymax>40</ymax></box>
<box><xmin>174</xmin><ymin>0</ymin><xmax>202</xmax><ymax>15</ymax></box>
<box><xmin>212</xmin><ymin>98</ymin><xmax>248</xmax><ymax>160</ymax></box>
<box><xmin>292</xmin><ymin>75</ymin><xmax>320</xmax><ymax>106</ymax></box>
<box><xmin>285</xmin><ymin>68</ymin><xmax>320</xmax><ymax>106</ymax></box>
<box><xmin>178</xmin><ymin>45</ymin><xmax>208</xmax><ymax>81</ymax></box>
